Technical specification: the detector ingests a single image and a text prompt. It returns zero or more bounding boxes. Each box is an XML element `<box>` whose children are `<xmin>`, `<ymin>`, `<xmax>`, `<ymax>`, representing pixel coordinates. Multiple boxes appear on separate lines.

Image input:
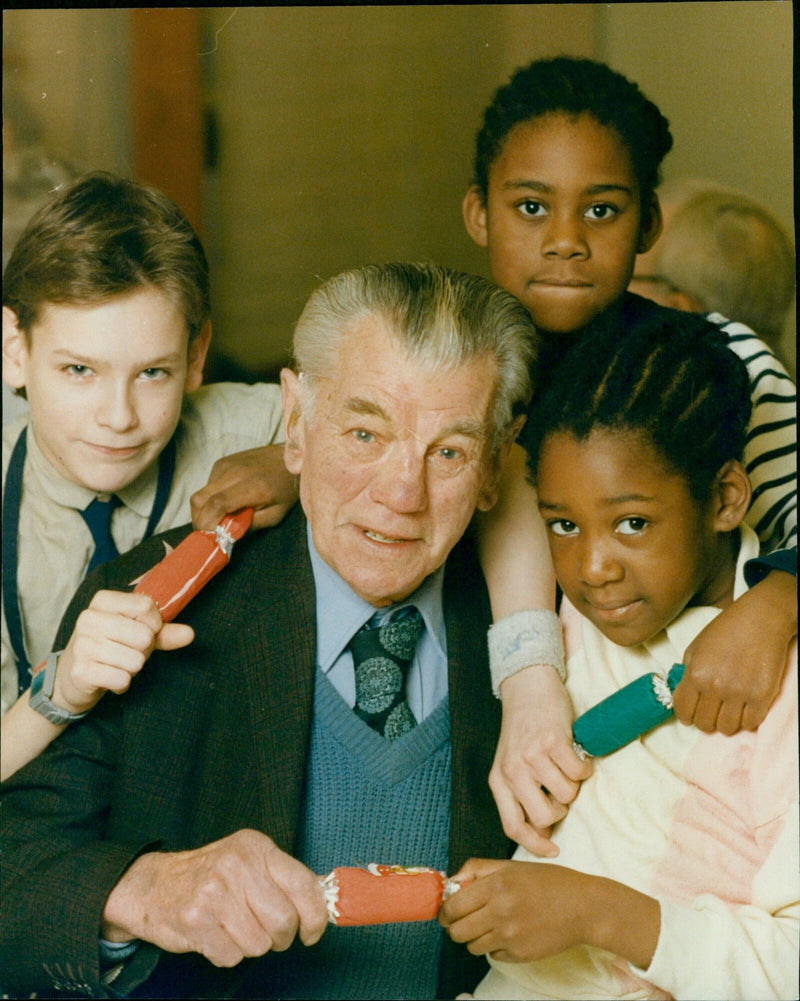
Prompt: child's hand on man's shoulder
<box><xmin>191</xmin><ymin>444</ymin><xmax>298</xmax><ymax>532</ymax></box>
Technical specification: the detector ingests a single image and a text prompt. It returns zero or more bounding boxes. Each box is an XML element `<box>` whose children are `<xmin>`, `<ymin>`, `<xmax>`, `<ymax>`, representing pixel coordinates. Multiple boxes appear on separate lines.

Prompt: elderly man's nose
<box><xmin>370</xmin><ymin>450</ymin><xmax>427</xmax><ymax>512</ymax></box>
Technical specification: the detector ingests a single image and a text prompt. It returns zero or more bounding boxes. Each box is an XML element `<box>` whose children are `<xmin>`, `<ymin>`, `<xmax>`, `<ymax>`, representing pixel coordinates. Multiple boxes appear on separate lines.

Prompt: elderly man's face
<box><xmin>281</xmin><ymin>314</ymin><xmax>503</xmax><ymax>606</ymax></box>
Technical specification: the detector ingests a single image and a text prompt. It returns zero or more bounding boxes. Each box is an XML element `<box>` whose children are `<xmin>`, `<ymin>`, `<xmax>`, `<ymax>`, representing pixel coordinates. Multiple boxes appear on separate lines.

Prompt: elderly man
<box><xmin>1</xmin><ymin>263</ymin><xmax>537</xmax><ymax>999</ymax></box>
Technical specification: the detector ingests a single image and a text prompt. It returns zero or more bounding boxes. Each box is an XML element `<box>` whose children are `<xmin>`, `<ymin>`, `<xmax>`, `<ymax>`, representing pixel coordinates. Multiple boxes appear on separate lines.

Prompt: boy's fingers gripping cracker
<box><xmin>320</xmin><ymin>865</ymin><xmax>462</xmax><ymax>926</ymax></box>
<box><xmin>133</xmin><ymin>508</ymin><xmax>253</xmax><ymax>622</ymax></box>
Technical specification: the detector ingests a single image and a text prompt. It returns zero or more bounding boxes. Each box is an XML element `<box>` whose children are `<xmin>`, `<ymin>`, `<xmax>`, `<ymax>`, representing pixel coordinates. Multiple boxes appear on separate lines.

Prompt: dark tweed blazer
<box><xmin>1</xmin><ymin>504</ymin><xmax>510</xmax><ymax>999</ymax></box>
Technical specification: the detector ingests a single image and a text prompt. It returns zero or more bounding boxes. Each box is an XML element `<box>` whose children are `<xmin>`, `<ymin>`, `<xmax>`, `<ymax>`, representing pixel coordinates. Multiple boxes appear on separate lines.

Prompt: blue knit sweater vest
<box><xmin>265</xmin><ymin>668</ymin><xmax>451</xmax><ymax>999</ymax></box>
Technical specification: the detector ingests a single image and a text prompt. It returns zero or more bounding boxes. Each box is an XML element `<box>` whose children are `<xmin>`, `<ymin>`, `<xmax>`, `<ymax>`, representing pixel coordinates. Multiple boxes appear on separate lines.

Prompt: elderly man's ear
<box><xmin>280</xmin><ymin>368</ymin><xmax>306</xmax><ymax>474</ymax></box>
<box><xmin>476</xmin><ymin>415</ymin><xmax>527</xmax><ymax>512</ymax></box>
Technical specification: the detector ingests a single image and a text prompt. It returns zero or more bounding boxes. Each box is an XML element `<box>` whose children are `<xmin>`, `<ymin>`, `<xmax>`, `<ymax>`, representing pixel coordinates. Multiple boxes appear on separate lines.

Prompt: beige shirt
<box><xmin>2</xmin><ymin>382</ymin><xmax>284</xmax><ymax>714</ymax></box>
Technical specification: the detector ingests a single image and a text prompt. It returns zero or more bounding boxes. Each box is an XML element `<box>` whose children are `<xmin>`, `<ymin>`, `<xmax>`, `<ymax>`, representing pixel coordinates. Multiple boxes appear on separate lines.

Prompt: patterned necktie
<box><xmin>349</xmin><ymin>606</ymin><xmax>423</xmax><ymax>740</ymax></box>
<box><xmin>80</xmin><ymin>495</ymin><xmax>122</xmax><ymax>573</ymax></box>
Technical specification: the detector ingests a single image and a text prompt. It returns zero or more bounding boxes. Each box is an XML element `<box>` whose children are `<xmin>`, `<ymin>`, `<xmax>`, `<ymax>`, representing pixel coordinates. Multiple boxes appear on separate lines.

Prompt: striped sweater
<box><xmin>711</xmin><ymin>311</ymin><xmax>796</xmax><ymax>552</ymax></box>
<box><xmin>617</xmin><ymin>294</ymin><xmax>796</xmax><ymax>554</ymax></box>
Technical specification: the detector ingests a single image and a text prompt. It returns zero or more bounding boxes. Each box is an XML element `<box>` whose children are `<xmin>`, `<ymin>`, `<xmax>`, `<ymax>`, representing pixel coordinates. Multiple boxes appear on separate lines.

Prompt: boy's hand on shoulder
<box><xmin>676</xmin><ymin>570</ymin><xmax>797</xmax><ymax>734</ymax></box>
<box><xmin>490</xmin><ymin>666</ymin><xmax>592</xmax><ymax>858</ymax></box>
<box><xmin>53</xmin><ymin>590</ymin><xmax>194</xmax><ymax>715</ymax></box>
<box><xmin>191</xmin><ymin>444</ymin><xmax>298</xmax><ymax>532</ymax></box>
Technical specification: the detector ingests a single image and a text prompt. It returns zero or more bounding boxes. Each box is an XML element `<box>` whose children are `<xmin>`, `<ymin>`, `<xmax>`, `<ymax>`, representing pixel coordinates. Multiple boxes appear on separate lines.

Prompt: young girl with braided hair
<box><xmin>465</xmin><ymin>57</ymin><xmax>796</xmax><ymax>855</ymax></box>
<box><xmin>440</xmin><ymin>310</ymin><xmax>798</xmax><ymax>1001</ymax></box>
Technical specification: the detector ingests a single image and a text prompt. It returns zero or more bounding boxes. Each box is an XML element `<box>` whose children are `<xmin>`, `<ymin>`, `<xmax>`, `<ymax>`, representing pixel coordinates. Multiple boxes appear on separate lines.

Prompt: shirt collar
<box><xmin>308</xmin><ymin>523</ymin><xmax>447</xmax><ymax>672</ymax></box>
<box><xmin>23</xmin><ymin>421</ymin><xmax>159</xmax><ymax>518</ymax></box>
<box><xmin>26</xmin><ymin>424</ymin><xmax>98</xmax><ymax>510</ymax></box>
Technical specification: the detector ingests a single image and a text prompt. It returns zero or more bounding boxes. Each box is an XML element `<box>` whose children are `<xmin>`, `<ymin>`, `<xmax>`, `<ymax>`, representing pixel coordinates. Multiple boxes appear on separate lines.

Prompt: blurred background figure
<box><xmin>631</xmin><ymin>178</ymin><xmax>796</xmax><ymax>377</ymax></box>
<box><xmin>3</xmin><ymin>82</ymin><xmax>81</xmax><ymax>270</ymax></box>
<box><xmin>3</xmin><ymin>76</ymin><xmax>82</xmax><ymax>423</ymax></box>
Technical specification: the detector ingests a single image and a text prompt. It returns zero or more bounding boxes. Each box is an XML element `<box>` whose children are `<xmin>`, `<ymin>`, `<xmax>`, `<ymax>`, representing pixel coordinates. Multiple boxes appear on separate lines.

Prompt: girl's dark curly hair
<box><xmin>473</xmin><ymin>56</ymin><xmax>673</xmax><ymax>210</ymax></box>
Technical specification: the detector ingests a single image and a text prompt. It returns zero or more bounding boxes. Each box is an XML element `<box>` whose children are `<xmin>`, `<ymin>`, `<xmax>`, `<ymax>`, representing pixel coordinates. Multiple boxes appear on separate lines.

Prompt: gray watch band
<box><xmin>29</xmin><ymin>650</ymin><xmax>89</xmax><ymax>725</ymax></box>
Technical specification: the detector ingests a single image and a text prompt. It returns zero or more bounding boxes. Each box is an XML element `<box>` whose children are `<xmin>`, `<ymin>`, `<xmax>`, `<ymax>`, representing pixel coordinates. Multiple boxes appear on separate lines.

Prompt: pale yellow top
<box><xmin>1</xmin><ymin>382</ymin><xmax>284</xmax><ymax>715</ymax></box>
<box><xmin>474</xmin><ymin>527</ymin><xmax>798</xmax><ymax>1001</ymax></box>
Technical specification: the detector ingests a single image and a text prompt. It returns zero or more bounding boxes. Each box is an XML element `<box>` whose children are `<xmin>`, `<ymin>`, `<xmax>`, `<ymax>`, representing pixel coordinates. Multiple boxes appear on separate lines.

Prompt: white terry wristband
<box><xmin>487</xmin><ymin>609</ymin><xmax>566</xmax><ymax>697</ymax></box>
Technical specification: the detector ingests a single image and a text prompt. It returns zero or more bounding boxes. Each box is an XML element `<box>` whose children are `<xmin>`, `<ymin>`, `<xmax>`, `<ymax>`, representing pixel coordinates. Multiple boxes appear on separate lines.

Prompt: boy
<box><xmin>1</xmin><ymin>172</ymin><xmax>295</xmax><ymax>776</ymax></box>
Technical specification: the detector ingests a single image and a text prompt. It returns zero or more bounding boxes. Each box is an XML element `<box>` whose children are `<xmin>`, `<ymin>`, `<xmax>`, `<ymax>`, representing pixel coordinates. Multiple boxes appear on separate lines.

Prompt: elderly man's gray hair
<box><xmin>292</xmin><ymin>262</ymin><xmax>538</xmax><ymax>452</ymax></box>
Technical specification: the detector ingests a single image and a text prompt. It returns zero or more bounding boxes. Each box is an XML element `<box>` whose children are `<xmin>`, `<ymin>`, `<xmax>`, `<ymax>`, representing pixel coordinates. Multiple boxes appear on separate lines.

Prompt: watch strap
<box><xmin>29</xmin><ymin>650</ymin><xmax>89</xmax><ymax>725</ymax></box>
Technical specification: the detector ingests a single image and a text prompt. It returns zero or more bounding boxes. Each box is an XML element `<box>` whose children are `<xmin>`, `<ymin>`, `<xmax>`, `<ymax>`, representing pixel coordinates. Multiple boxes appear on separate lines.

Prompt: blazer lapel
<box><xmin>444</xmin><ymin>535</ymin><xmax>509</xmax><ymax>869</ymax></box>
<box><xmin>234</xmin><ymin>507</ymin><xmax>318</xmax><ymax>855</ymax></box>
<box><xmin>439</xmin><ymin>536</ymin><xmax>510</xmax><ymax>999</ymax></box>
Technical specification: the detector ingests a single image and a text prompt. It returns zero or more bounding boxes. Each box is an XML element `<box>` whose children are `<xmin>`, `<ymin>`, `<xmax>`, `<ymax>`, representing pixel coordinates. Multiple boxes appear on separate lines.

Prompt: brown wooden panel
<box><xmin>129</xmin><ymin>8</ymin><xmax>203</xmax><ymax>234</ymax></box>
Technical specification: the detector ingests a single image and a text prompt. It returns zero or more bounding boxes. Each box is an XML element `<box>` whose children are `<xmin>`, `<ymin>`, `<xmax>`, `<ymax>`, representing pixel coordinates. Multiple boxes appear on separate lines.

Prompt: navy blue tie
<box><xmin>80</xmin><ymin>496</ymin><xmax>121</xmax><ymax>573</ymax></box>
<box><xmin>349</xmin><ymin>606</ymin><xmax>423</xmax><ymax>740</ymax></box>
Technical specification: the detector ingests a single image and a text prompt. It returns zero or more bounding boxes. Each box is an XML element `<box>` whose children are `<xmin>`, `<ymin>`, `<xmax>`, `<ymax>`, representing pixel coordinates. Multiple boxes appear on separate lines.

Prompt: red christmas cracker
<box><xmin>320</xmin><ymin>864</ymin><xmax>461</xmax><ymax>926</ymax></box>
<box><xmin>133</xmin><ymin>508</ymin><xmax>254</xmax><ymax>622</ymax></box>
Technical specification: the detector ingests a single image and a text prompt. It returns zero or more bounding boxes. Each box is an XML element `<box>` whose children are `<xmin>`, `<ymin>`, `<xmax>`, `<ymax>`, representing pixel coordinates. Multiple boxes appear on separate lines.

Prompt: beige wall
<box><xmin>599</xmin><ymin>1</ymin><xmax>793</xmax><ymax>235</ymax></box>
<box><xmin>3</xmin><ymin>4</ymin><xmax>794</xmax><ymax>374</ymax></box>
<box><xmin>3</xmin><ymin>8</ymin><xmax>131</xmax><ymax>175</ymax></box>
<box><xmin>203</xmin><ymin>5</ymin><xmax>597</xmax><ymax>370</ymax></box>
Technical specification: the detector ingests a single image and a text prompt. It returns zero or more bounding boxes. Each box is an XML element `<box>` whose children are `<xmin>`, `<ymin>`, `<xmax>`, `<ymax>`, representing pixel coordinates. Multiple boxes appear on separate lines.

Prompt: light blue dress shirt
<box><xmin>307</xmin><ymin>524</ymin><xmax>449</xmax><ymax>722</ymax></box>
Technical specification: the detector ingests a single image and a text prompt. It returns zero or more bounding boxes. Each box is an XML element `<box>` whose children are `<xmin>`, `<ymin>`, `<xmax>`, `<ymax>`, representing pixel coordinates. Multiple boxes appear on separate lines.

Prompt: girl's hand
<box><xmin>489</xmin><ymin>667</ymin><xmax>592</xmax><ymax>857</ymax></box>
<box><xmin>53</xmin><ymin>590</ymin><xmax>194</xmax><ymax>715</ymax></box>
<box><xmin>190</xmin><ymin>444</ymin><xmax>298</xmax><ymax>532</ymax></box>
<box><xmin>440</xmin><ymin>858</ymin><xmax>660</xmax><ymax>970</ymax></box>
<box><xmin>675</xmin><ymin>570</ymin><xmax>796</xmax><ymax>734</ymax></box>
<box><xmin>440</xmin><ymin>858</ymin><xmax>591</xmax><ymax>963</ymax></box>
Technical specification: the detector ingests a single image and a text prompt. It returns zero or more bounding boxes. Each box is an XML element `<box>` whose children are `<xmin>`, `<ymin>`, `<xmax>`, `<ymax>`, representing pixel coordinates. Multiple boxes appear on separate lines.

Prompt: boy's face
<box><xmin>463</xmin><ymin>113</ymin><xmax>661</xmax><ymax>340</ymax></box>
<box><xmin>2</xmin><ymin>287</ymin><xmax>209</xmax><ymax>494</ymax></box>
<box><xmin>537</xmin><ymin>429</ymin><xmax>737</xmax><ymax>647</ymax></box>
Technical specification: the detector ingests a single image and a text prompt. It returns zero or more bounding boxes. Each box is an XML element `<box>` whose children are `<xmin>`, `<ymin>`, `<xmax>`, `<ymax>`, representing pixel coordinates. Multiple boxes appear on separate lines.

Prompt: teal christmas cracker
<box><xmin>572</xmin><ymin>664</ymin><xmax>686</xmax><ymax>758</ymax></box>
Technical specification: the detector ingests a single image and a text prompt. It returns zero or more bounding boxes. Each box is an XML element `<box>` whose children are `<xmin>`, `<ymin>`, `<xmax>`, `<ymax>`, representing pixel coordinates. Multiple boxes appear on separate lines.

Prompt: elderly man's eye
<box><xmin>352</xmin><ymin>429</ymin><xmax>375</xmax><ymax>443</ymax></box>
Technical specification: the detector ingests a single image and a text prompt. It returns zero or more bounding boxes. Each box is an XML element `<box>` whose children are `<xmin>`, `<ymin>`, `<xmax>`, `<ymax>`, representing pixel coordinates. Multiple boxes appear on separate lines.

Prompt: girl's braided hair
<box><xmin>522</xmin><ymin>307</ymin><xmax>752</xmax><ymax>501</ymax></box>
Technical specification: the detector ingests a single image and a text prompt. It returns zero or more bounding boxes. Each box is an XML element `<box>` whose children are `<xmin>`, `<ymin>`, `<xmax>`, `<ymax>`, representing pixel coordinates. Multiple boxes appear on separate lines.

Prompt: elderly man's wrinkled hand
<box><xmin>101</xmin><ymin>830</ymin><xmax>328</xmax><ymax>967</ymax></box>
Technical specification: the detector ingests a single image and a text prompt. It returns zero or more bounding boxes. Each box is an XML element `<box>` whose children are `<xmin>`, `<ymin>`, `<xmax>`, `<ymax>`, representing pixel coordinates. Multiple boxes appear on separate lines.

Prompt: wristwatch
<box><xmin>29</xmin><ymin>651</ymin><xmax>89</xmax><ymax>725</ymax></box>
